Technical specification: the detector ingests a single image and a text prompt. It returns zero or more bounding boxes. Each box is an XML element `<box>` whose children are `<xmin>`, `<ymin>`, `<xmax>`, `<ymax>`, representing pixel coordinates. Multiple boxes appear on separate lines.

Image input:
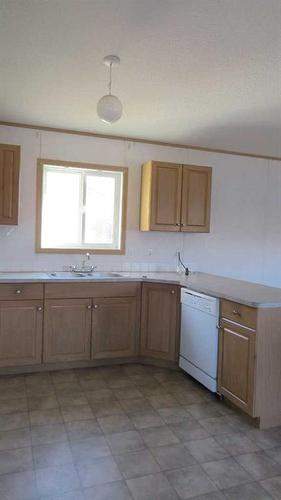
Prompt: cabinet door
<box><xmin>140</xmin><ymin>283</ymin><xmax>179</xmax><ymax>362</ymax></box>
<box><xmin>0</xmin><ymin>300</ymin><xmax>43</xmax><ymax>367</ymax></box>
<box><xmin>181</xmin><ymin>165</ymin><xmax>211</xmax><ymax>232</ymax></box>
<box><xmin>218</xmin><ymin>320</ymin><xmax>256</xmax><ymax>415</ymax></box>
<box><xmin>150</xmin><ymin>162</ymin><xmax>182</xmax><ymax>231</ymax></box>
<box><xmin>0</xmin><ymin>144</ymin><xmax>20</xmax><ymax>225</ymax></box>
<box><xmin>44</xmin><ymin>299</ymin><xmax>91</xmax><ymax>363</ymax></box>
<box><xmin>92</xmin><ymin>297</ymin><xmax>139</xmax><ymax>359</ymax></box>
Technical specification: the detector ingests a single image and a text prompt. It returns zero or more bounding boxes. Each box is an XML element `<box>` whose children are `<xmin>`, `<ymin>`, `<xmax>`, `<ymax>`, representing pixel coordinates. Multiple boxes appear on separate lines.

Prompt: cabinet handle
<box><xmin>171</xmin><ymin>290</ymin><xmax>175</xmax><ymax>295</ymax></box>
<box><xmin>15</xmin><ymin>289</ymin><xmax>22</xmax><ymax>294</ymax></box>
<box><xmin>37</xmin><ymin>307</ymin><xmax>43</xmax><ymax>311</ymax></box>
<box><xmin>87</xmin><ymin>305</ymin><xmax>92</xmax><ymax>309</ymax></box>
<box><xmin>232</xmin><ymin>309</ymin><xmax>241</xmax><ymax>316</ymax></box>
<box><xmin>93</xmin><ymin>304</ymin><xmax>98</xmax><ymax>309</ymax></box>
<box><xmin>175</xmin><ymin>223</ymin><xmax>181</xmax><ymax>226</ymax></box>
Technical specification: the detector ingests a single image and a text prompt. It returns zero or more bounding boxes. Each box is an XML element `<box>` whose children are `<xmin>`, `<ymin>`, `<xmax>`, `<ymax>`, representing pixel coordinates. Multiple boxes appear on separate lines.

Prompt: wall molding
<box><xmin>0</xmin><ymin>120</ymin><xmax>280</xmax><ymax>162</ymax></box>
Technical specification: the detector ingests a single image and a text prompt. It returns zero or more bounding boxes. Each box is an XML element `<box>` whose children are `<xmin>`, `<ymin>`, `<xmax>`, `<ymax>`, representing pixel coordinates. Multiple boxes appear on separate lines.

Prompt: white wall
<box><xmin>0</xmin><ymin>125</ymin><xmax>281</xmax><ymax>288</ymax></box>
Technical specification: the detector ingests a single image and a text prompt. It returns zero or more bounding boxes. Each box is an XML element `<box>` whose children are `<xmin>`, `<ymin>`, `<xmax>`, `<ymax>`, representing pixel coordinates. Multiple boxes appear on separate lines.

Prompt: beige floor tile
<box><xmin>131</xmin><ymin>411</ymin><xmax>165</xmax><ymax>430</ymax></box>
<box><xmin>0</xmin><ymin>398</ymin><xmax>27</xmax><ymax>415</ymax></box>
<box><xmin>90</xmin><ymin>400</ymin><xmax>125</xmax><ymax>417</ymax></box>
<box><xmin>35</xmin><ymin>463</ymin><xmax>81</xmax><ymax>496</ymax></box>
<box><xmin>126</xmin><ymin>472</ymin><xmax>178</xmax><ymax>500</ymax></box>
<box><xmin>185</xmin><ymin>403</ymin><xmax>222</xmax><ymax>420</ymax></box>
<box><xmin>157</xmin><ymin>406</ymin><xmax>190</xmax><ymax>424</ymax></box>
<box><xmin>77</xmin><ymin>455</ymin><xmax>122</xmax><ymax>487</ymax></box>
<box><xmin>0</xmin><ymin>447</ymin><xmax>33</xmax><ymax>475</ymax></box>
<box><xmin>224</xmin><ymin>481</ymin><xmax>273</xmax><ymax>499</ymax></box>
<box><xmin>33</xmin><ymin>442</ymin><xmax>73</xmax><ymax>468</ymax></box>
<box><xmin>115</xmin><ymin>449</ymin><xmax>160</xmax><ymax>478</ymax></box>
<box><xmin>166</xmin><ymin>465</ymin><xmax>218</xmax><ymax>499</ymax></box>
<box><xmin>169</xmin><ymin>418</ymin><xmax>210</xmax><ymax>442</ymax></box>
<box><xmin>29</xmin><ymin>408</ymin><xmax>63</xmax><ymax>426</ymax></box>
<box><xmin>202</xmin><ymin>457</ymin><xmax>252</xmax><ymax>489</ymax></box>
<box><xmin>83</xmin><ymin>480</ymin><xmax>132</xmax><ymax>500</ymax></box>
<box><xmin>61</xmin><ymin>405</ymin><xmax>94</xmax><ymax>423</ymax></box>
<box><xmin>31</xmin><ymin>423</ymin><xmax>68</xmax><ymax>446</ymax></box>
<box><xmin>27</xmin><ymin>395</ymin><xmax>59</xmax><ymax>410</ymax></box>
<box><xmin>215</xmin><ymin>432</ymin><xmax>261</xmax><ymax>456</ymax></box>
<box><xmin>140</xmin><ymin>425</ymin><xmax>179</xmax><ymax>448</ymax></box>
<box><xmin>235</xmin><ymin>451</ymin><xmax>281</xmax><ymax>480</ymax></box>
<box><xmin>260</xmin><ymin>475</ymin><xmax>281</xmax><ymax>499</ymax></box>
<box><xmin>0</xmin><ymin>470</ymin><xmax>37</xmax><ymax>500</ymax></box>
<box><xmin>0</xmin><ymin>412</ymin><xmax>29</xmax><ymax>431</ymax></box>
<box><xmin>70</xmin><ymin>436</ymin><xmax>111</xmax><ymax>462</ymax></box>
<box><xmin>106</xmin><ymin>430</ymin><xmax>146</xmax><ymax>454</ymax></box>
<box><xmin>65</xmin><ymin>419</ymin><xmax>102</xmax><ymax>441</ymax></box>
<box><xmin>151</xmin><ymin>443</ymin><xmax>197</xmax><ymax>471</ymax></box>
<box><xmin>185</xmin><ymin>437</ymin><xmax>229</xmax><ymax>463</ymax></box>
<box><xmin>98</xmin><ymin>414</ymin><xmax>134</xmax><ymax>434</ymax></box>
<box><xmin>120</xmin><ymin>398</ymin><xmax>154</xmax><ymax>415</ymax></box>
<box><xmin>0</xmin><ymin>427</ymin><xmax>31</xmax><ymax>451</ymax></box>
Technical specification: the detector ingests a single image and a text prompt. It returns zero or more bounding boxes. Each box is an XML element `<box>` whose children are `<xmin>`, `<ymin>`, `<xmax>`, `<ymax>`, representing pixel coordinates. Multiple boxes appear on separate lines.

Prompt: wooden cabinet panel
<box><xmin>140</xmin><ymin>161</ymin><xmax>182</xmax><ymax>231</ymax></box>
<box><xmin>92</xmin><ymin>297</ymin><xmax>139</xmax><ymax>359</ymax></box>
<box><xmin>44</xmin><ymin>299</ymin><xmax>91</xmax><ymax>363</ymax></box>
<box><xmin>221</xmin><ymin>299</ymin><xmax>257</xmax><ymax>330</ymax></box>
<box><xmin>181</xmin><ymin>165</ymin><xmax>211</xmax><ymax>232</ymax></box>
<box><xmin>0</xmin><ymin>144</ymin><xmax>20</xmax><ymax>225</ymax></box>
<box><xmin>218</xmin><ymin>320</ymin><xmax>256</xmax><ymax>415</ymax></box>
<box><xmin>150</xmin><ymin>162</ymin><xmax>182</xmax><ymax>231</ymax></box>
<box><xmin>0</xmin><ymin>300</ymin><xmax>43</xmax><ymax>367</ymax></box>
<box><xmin>140</xmin><ymin>283</ymin><xmax>179</xmax><ymax>362</ymax></box>
<box><xmin>0</xmin><ymin>283</ymin><xmax>43</xmax><ymax>301</ymax></box>
<box><xmin>45</xmin><ymin>282</ymin><xmax>139</xmax><ymax>299</ymax></box>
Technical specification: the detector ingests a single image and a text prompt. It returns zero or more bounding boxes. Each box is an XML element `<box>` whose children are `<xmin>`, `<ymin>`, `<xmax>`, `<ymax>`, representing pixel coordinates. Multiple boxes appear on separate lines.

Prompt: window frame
<box><xmin>36</xmin><ymin>159</ymin><xmax>128</xmax><ymax>254</ymax></box>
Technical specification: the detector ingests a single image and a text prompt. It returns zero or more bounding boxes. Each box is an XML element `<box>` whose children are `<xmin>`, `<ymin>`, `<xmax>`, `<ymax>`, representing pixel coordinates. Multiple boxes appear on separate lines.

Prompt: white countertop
<box><xmin>0</xmin><ymin>271</ymin><xmax>281</xmax><ymax>308</ymax></box>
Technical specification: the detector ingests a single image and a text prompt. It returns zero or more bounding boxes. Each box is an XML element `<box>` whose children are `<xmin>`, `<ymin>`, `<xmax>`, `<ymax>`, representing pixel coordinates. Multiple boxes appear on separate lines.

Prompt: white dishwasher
<box><xmin>179</xmin><ymin>288</ymin><xmax>219</xmax><ymax>392</ymax></box>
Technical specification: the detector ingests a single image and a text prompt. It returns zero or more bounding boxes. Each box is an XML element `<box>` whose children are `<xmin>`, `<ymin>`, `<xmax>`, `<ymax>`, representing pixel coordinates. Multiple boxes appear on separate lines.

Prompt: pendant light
<box><xmin>97</xmin><ymin>55</ymin><xmax>123</xmax><ymax>124</ymax></box>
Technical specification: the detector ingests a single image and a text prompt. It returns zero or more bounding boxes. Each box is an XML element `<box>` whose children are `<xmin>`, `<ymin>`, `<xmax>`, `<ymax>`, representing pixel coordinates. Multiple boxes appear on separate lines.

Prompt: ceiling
<box><xmin>1</xmin><ymin>0</ymin><xmax>280</xmax><ymax>157</ymax></box>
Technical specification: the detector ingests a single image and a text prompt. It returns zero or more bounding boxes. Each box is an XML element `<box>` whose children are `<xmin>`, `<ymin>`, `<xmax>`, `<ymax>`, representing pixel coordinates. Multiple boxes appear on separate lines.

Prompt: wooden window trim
<box><xmin>36</xmin><ymin>158</ymin><xmax>128</xmax><ymax>254</ymax></box>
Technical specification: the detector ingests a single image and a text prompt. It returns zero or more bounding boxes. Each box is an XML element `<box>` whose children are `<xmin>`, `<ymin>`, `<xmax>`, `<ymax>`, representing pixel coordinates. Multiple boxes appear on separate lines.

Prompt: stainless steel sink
<box><xmin>48</xmin><ymin>272</ymin><xmax>123</xmax><ymax>279</ymax></box>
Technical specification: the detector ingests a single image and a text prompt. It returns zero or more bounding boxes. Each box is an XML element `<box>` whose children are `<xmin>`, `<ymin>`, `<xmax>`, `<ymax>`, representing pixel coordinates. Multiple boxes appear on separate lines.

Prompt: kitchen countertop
<box><xmin>0</xmin><ymin>271</ymin><xmax>281</xmax><ymax>308</ymax></box>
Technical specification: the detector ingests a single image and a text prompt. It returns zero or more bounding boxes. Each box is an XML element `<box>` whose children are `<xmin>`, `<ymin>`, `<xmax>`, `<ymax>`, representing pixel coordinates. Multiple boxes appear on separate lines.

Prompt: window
<box><xmin>36</xmin><ymin>159</ymin><xmax>128</xmax><ymax>253</ymax></box>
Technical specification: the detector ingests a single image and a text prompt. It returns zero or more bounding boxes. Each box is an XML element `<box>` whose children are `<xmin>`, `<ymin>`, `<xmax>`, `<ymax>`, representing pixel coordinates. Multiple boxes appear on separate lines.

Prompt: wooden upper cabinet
<box><xmin>0</xmin><ymin>300</ymin><xmax>43</xmax><ymax>367</ymax></box>
<box><xmin>181</xmin><ymin>165</ymin><xmax>212</xmax><ymax>232</ymax></box>
<box><xmin>140</xmin><ymin>161</ymin><xmax>182</xmax><ymax>231</ymax></box>
<box><xmin>140</xmin><ymin>161</ymin><xmax>211</xmax><ymax>232</ymax></box>
<box><xmin>140</xmin><ymin>283</ymin><xmax>179</xmax><ymax>362</ymax></box>
<box><xmin>0</xmin><ymin>144</ymin><xmax>20</xmax><ymax>225</ymax></box>
<box><xmin>92</xmin><ymin>297</ymin><xmax>139</xmax><ymax>359</ymax></box>
<box><xmin>44</xmin><ymin>298</ymin><xmax>92</xmax><ymax>363</ymax></box>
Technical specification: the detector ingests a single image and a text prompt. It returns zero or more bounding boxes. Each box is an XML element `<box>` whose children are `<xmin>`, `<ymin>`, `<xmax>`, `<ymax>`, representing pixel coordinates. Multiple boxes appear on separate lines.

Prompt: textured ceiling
<box><xmin>1</xmin><ymin>0</ymin><xmax>280</xmax><ymax>156</ymax></box>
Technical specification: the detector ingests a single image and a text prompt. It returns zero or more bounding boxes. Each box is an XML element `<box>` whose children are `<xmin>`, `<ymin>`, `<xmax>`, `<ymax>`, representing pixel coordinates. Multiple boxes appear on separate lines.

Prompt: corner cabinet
<box><xmin>92</xmin><ymin>297</ymin><xmax>139</xmax><ymax>359</ymax></box>
<box><xmin>140</xmin><ymin>161</ymin><xmax>212</xmax><ymax>233</ymax></box>
<box><xmin>140</xmin><ymin>283</ymin><xmax>179</xmax><ymax>362</ymax></box>
<box><xmin>0</xmin><ymin>144</ymin><xmax>20</xmax><ymax>225</ymax></box>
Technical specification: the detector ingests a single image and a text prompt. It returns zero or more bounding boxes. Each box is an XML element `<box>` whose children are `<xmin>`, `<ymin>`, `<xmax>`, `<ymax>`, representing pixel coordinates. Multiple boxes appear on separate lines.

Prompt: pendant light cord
<box><xmin>108</xmin><ymin>63</ymin><xmax>112</xmax><ymax>95</ymax></box>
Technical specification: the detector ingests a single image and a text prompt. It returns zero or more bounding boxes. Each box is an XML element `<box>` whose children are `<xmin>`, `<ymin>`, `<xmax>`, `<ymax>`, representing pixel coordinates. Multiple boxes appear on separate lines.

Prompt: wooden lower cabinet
<box><xmin>140</xmin><ymin>283</ymin><xmax>179</xmax><ymax>362</ymax></box>
<box><xmin>92</xmin><ymin>297</ymin><xmax>139</xmax><ymax>359</ymax></box>
<box><xmin>44</xmin><ymin>298</ymin><xmax>92</xmax><ymax>363</ymax></box>
<box><xmin>218</xmin><ymin>319</ymin><xmax>256</xmax><ymax>416</ymax></box>
<box><xmin>0</xmin><ymin>300</ymin><xmax>43</xmax><ymax>367</ymax></box>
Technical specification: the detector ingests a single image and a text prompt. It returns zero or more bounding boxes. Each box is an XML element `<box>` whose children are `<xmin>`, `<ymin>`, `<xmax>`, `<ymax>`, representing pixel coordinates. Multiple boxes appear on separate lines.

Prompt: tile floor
<box><xmin>0</xmin><ymin>364</ymin><xmax>281</xmax><ymax>499</ymax></box>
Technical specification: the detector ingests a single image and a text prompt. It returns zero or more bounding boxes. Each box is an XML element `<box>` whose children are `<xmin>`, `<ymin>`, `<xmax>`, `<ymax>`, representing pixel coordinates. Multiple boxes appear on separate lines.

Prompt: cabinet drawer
<box><xmin>221</xmin><ymin>299</ymin><xmax>257</xmax><ymax>330</ymax></box>
<box><xmin>0</xmin><ymin>283</ymin><xmax>44</xmax><ymax>301</ymax></box>
<box><xmin>45</xmin><ymin>282</ymin><xmax>139</xmax><ymax>299</ymax></box>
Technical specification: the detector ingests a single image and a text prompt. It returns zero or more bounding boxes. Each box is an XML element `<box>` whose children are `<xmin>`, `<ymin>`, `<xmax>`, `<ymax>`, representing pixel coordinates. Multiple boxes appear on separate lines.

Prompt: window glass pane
<box><xmin>41</xmin><ymin>168</ymin><xmax>82</xmax><ymax>247</ymax></box>
<box><xmin>84</xmin><ymin>173</ymin><xmax>121</xmax><ymax>246</ymax></box>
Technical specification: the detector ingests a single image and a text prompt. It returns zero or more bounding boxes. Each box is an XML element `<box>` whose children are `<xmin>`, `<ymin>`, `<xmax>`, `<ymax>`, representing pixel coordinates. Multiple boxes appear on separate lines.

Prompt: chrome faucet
<box><xmin>70</xmin><ymin>253</ymin><xmax>97</xmax><ymax>274</ymax></box>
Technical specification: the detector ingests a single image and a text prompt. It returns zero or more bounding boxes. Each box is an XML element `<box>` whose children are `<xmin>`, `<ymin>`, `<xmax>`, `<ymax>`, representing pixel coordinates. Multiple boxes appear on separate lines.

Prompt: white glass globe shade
<box><xmin>97</xmin><ymin>94</ymin><xmax>122</xmax><ymax>123</ymax></box>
